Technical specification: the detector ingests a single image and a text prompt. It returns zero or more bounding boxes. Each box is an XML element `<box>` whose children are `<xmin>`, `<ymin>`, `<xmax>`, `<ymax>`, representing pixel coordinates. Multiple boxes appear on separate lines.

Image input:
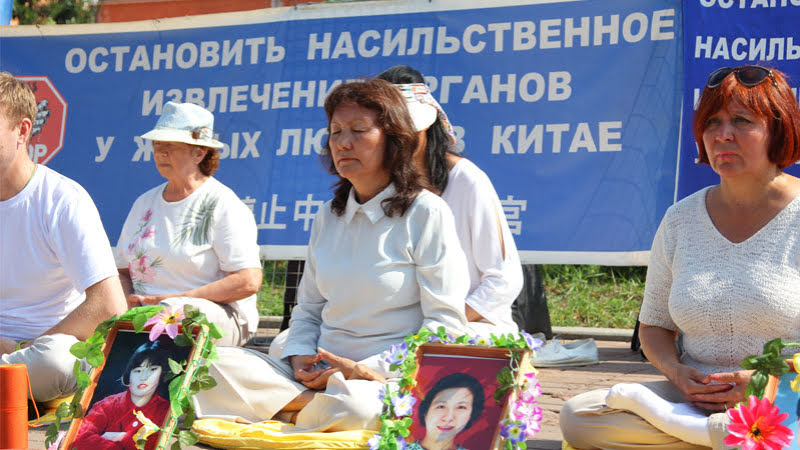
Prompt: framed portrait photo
<box><xmin>763</xmin><ymin>359</ymin><xmax>800</xmax><ymax>449</ymax></box>
<box><xmin>60</xmin><ymin>320</ymin><xmax>209</xmax><ymax>450</ymax></box>
<box><xmin>407</xmin><ymin>344</ymin><xmax>532</xmax><ymax>450</ymax></box>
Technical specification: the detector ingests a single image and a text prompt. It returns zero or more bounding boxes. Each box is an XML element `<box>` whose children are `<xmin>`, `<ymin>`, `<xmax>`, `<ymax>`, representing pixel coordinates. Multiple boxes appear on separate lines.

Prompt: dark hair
<box><xmin>197</xmin><ymin>146</ymin><xmax>219</xmax><ymax>176</ymax></box>
<box><xmin>321</xmin><ymin>78</ymin><xmax>421</xmax><ymax>217</ymax></box>
<box><xmin>693</xmin><ymin>67</ymin><xmax>800</xmax><ymax>170</ymax></box>
<box><xmin>419</xmin><ymin>372</ymin><xmax>485</xmax><ymax>430</ymax></box>
<box><xmin>376</xmin><ymin>65</ymin><xmax>459</xmax><ymax>194</ymax></box>
<box><xmin>122</xmin><ymin>336</ymin><xmax>190</xmax><ymax>399</ymax></box>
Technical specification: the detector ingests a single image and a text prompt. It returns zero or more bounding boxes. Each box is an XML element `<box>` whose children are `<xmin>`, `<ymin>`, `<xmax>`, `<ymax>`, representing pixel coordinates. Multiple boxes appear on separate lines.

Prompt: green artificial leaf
<box><xmin>169</xmin><ymin>376</ymin><xmax>184</xmax><ymax>415</ymax></box>
<box><xmin>182</xmin><ymin>404</ymin><xmax>196</xmax><ymax>429</ymax></box>
<box><xmin>174</xmin><ymin>334</ymin><xmax>193</xmax><ymax>347</ymax></box>
<box><xmin>747</xmin><ymin>371</ymin><xmax>769</xmax><ymax>398</ymax></box>
<box><xmin>86</xmin><ymin>332</ymin><xmax>105</xmax><ymax>347</ymax></box>
<box><xmin>72</xmin><ymin>402</ymin><xmax>83</xmax><ymax>419</ymax></box>
<box><xmin>206</xmin><ymin>346</ymin><xmax>219</xmax><ymax>361</ymax></box>
<box><xmin>183</xmin><ymin>304</ymin><xmax>199</xmax><ymax>319</ymax></box>
<box><xmin>133</xmin><ymin>312</ymin><xmax>149</xmax><ymax>332</ymax></box>
<box><xmin>72</xmin><ymin>359</ymin><xmax>83</xmax><ymax>379</ymax></box>
<box><xmin>197</xmin><ymin>373</ymin><xmax>217</xmax><ymax>390</ymax></box>
<box><xmin>178</xmin><ymin>430</ymin><xmax>199</xmax><ymax>446</ymax></box>
<box><xmin>171</xmin><ymin>440</ymin><xmax>182</xmax><ymax>450</ymax></box>
<box><xmin>208</xmin><ymin>322</ymin><xmax>224</xmax><ymax>339</ymax></box>
<box><xmin>505</xmin><ymin>440</ymin><xmax>514</xmax><ymax>450</ymax></box>
<box><xmin>70</xmin><ymin>341</ymin><xmax>89</xmax><ymax>358</ymax></box>
<box><xmin>45</xmin><ymin>422</ymin><xmax>60</xmax><ymax>447</ymax></box>
<box><xmin>137</xmin><ymin>438</ymin><xmax>147</xmax><ymax>449</ymax></box>
<box><xmin>188</xmin><ymin>379</ymin><xmax>201</xmax><ymax>396</ymax></box>
<box><xmin>86</xmin><ymin>349</ymin><xmax>105</xmax><ymax>367</ymax></box>
<box><xmin>56</xmin><ymin>401</ymin><xmax>71</xmax><ymax>418</ymax></box>
<box><xmin>76</xmin><ymin>369</ymin><xmax>90</xmax><ymax>389</ymax></box>
<box><xmin>169</xmin><ymin>358</ymin><xmax>184</xmax><ymax>375</ymax></box>
<box><xmin>764</xmin><ymin>338</ymin><xmax>784</xmax><ymax>357</ymax></box>
<box><xmin>519</xmin><ymin>441</ymin><xmax>528</xmax><ymax>449</ymax></box>
<box><xmin>741</xmin><ymin>355</ymin><xmax>760</xmax><ymax>370</ymax></box>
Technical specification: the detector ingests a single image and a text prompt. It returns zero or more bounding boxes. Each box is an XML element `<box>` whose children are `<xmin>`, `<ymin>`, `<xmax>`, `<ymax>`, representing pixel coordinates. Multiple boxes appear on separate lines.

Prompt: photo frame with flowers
<box><xmin>45</xmin><ymin>304</ymin><xmax>221</xmax><ymax>450</ymax></box>
<box><xmin>371</xmin><ymin>327</ymin><xmax>542</xmax><ymax>450</ymax></box>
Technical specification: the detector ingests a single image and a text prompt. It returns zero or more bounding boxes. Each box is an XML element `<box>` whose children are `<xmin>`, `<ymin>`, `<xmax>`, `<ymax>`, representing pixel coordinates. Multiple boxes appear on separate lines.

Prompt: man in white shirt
<box><xmin>0</xmin><ymin>72</ymin><xmax>127</xmax><ymax>401</ymax></box>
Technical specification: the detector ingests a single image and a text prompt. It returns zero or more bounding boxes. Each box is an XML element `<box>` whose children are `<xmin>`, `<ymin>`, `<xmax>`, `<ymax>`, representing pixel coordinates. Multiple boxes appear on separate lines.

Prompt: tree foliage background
<box><xmin>13</xmin><ymin>0</ymin><xmax>98</xmax><ymax>25</ymax></box>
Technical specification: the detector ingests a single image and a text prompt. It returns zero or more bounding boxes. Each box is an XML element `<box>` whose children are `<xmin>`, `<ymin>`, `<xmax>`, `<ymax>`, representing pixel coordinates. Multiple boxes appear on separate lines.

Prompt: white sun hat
<box><xmin>405</xmin><ymin>100</ymin><xmax>438</xmax><ymax>132</ymax></box>
<box><xmin>140</xmin><ymin>101</ymin><xmax>224</xmax><ymax>149</ymax></box>
<box><xmin>394</xmin><ymin>83</ymin><xmax>457</xmax><ymax>148</ymax></box>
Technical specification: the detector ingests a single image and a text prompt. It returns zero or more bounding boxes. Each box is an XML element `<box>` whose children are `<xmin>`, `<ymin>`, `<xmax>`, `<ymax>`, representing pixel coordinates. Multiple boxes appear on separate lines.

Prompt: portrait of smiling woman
<box><xmin>410</xmin><ymin>373</ymin><xmax>485</xmax><ymax>450</ymax></box>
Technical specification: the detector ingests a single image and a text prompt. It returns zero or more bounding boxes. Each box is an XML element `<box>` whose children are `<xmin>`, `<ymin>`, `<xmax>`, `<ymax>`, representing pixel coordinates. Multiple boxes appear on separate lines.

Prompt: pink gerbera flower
<box><xmin>724</xmin><ymin>395</ymin><xmax>793</xmax><ymax>450</ymax></box>
<box><xmin>144</xmin><ymin>306</ymin><xmax>185</xmax><ymax>341</ymax></box>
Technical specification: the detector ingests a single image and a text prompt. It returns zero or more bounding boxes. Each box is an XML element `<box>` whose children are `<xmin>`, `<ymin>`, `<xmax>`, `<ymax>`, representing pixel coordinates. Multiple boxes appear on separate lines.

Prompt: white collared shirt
<box><xmin>283</xmin><ymin>184</ymin><xmax>469</xmax><ymax>364</ymax></box>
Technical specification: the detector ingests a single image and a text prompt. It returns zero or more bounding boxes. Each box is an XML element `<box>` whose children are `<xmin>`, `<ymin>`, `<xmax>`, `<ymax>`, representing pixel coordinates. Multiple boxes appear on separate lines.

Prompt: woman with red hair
<box><xmin>560</xmin><ymin>66</ymin><xmax>800</xmax><ymax>448</ymax></box>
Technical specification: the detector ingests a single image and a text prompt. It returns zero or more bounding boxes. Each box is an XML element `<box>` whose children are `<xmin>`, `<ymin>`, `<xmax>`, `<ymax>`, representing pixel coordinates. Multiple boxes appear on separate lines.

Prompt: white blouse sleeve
<box><xmin>639</xmin><ymin>217</ymin><xmax>678</xmax><ymax>330</ymax></box>
<box><xmin>412</xmin><ymin>197</ymin><xmax>469</xmax><ymax>336</ymax></box>
<box><xmin>463</xmin><ymin>178</ymin><xmax>523</xmax><ymax>325</ymax></box>
<box><xmin>282</xmin><ymin>211</ymin><xmax>326</xmax><ymax>359</ymax></box>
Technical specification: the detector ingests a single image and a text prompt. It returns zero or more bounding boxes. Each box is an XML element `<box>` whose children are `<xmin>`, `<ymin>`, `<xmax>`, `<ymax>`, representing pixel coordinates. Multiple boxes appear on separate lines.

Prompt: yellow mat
<box><xmin>193</xmin><ymin>419</ymin><xmax>373</xmax><ymax>449</ymax></box>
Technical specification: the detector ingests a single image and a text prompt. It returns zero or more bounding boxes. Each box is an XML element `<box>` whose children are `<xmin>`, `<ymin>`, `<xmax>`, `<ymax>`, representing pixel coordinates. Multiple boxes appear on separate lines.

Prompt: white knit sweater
<box><xmin>639</xmin><ymin>186</ymin><xmax>800</xmax><ymax>374</ymax></box>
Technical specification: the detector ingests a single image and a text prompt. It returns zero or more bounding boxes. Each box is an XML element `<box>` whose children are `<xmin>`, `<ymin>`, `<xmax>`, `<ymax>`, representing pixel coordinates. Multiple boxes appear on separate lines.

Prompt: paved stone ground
<box><xmin>29</xmin><ymin>339</ymin><xmax>662</xmax><ymax>449</ymax></box>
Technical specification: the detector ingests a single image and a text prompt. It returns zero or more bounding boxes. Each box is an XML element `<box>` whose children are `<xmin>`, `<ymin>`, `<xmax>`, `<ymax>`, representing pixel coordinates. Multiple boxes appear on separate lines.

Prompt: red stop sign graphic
<box><xmin>16</xmin><ymin>76</ymin><xmax>68</xmax><ymax>165</ymax></box>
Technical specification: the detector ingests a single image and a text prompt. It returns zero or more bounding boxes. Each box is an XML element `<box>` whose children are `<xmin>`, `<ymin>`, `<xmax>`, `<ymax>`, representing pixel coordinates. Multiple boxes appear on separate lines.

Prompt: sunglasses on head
<box><xmin>706</xmin><ymin>65</ymin><xmax>777</xmax><ymax>88</ymax></box>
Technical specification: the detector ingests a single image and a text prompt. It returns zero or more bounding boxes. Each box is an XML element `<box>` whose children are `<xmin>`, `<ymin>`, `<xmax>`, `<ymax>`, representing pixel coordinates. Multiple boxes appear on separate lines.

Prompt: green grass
<box><xmin>542</xmin><ymin>265</ymin><xmax>646</xmax><ymax>329</ymax></box>
<box><xmin>256</xmin><ymin>262</ymin><xmax>646</xmax><ymax>329</ymax></box>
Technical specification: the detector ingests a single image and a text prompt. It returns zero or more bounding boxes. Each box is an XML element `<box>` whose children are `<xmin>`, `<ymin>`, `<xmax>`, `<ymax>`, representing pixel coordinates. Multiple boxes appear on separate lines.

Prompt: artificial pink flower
<box><xmin>724</xmin><ymin>395</ymin><xmax>793</xmax><ymax>450</ymax></box>
<box><xmin>144</xmin><ymin>306</ymin><xmax>185</xmax><ymax>341</ymax></box>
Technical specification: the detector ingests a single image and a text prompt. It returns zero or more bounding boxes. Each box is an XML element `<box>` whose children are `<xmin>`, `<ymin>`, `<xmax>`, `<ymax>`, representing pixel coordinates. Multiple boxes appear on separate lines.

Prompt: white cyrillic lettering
<box><xmin>331</xmin><ymin>32</ymin><xmax>356</xmax><ymax>59</ymax></box>
<box><xmin>88</xmin><ymin>47</ymin><xmax>108</xmax><ymax>73</ymax></box>
<box><xmin>317</xmin><ymin>80</ymin><xmax>342</xmax><ymax>107</ymax></box>
<box><xmin>244</xmin><ymin>37</ymin><xmax>265</xmax><ymax>64</ymax></box>
<box><xmin>463</xmin><ymin>24</ymin><xmax>486</xmax><ymax>53</ymax></box>
<box><xmin>303</xmin><ymin>128</ymin><xmax>327</xmax><ymax>155</ymax></box>
<box><xmin>695</xmin><ymin>35</ymin><xmax>713</xmax><ymax>58</ymax></box>
<box><xmin>539</xmin><ymin>19</ymin><xmax>562</xmax><ymax>49</ymax></box>
<box><xmin>650</xmin><ymin>10</ymin><xmax>675</xmax><ymax>40</ymax></box>
<box><xmin>207</xmin><ymin>87</ymin><xmax>228</xmax><ymax>113</ymax></box>
<box><xmin>787</xmin><ymin>37</ymin><xmax>800</xmax><ymax>59</ymax></box>
<box><xmin>749</xmin><ymin>38</ymin><xmax>767</xmax><ymax>60</ymax></box>
<box><xmin>308</xmin><ymin>33</ymin><xmax>331</xmax><ymax>60</ymax></box>
<box><xmin>109</xmin><ymin>46</ymin><xmax>130</xmax><ymax>71</ymax></box>
<box><xmin>129</xmin><ymin>45</ymin><xmax>151</xmax><ymax>71</ymax></box>
<box><xmin>276</xmin><ymin>129</ymin><xmax>301</xmax><ymax>156</ymax></box>
<box><xmin>292</xmin><ymin>81</ymin><xmax>316</xmax><ymax>108</ymax></box>
<box><xmin>165</xmin><ymin>88</ymin><xmax>182</xmax><ymax>103</ymax></box>
<box><xmin>357</xmin><ymin>30</ymin><xmax>380</xmax><ymax>57</ymax></box>
<box><xmin>731</xmin><ymin>37</ymin><xmax>748</xmax><ymax>60</ymax></box>
<box><xmin>240</xmin><ymin>131</ymin><xmax>261</xmax><ymax>158</ymax></box>
<box><xmin>175</xmin><ymin>42</ymin><xmax>198</xmax><ymax>69</ymax></box>
<box><xmin>462</xmin><ymin>75</ymin><xmax>488</xmax><ymax>104</ymax></box>
<box><xmin>548</xmin><ymin>71</ymin><xmax>572</xmax><ymax>101</ymax></box>
<box><xmin>95</xmin><ymin>136</ymin><xmax>114</xmax><ymax>162</ymax></box>
<box><xmin>491</xmin><ymin>74</ymin><xmax>516</xmax><ymax>103</ymax></box>
<box><xmin>266</xmin><ymin>37</ymin><xmax>285</xmax><ymax>62</ymax></box>
<box><xmin>222</xmin><ymin>39</ymin><xmax>244</xmax><ymax>66</ymax></box>
<box><xmin>513</xmin><ymin>21</ymin><xmax>536</xmax><ymax>50</ymax></box>
<box><xmin>622</xmin><ymin>13</ymin><xmax>648</xmax><ymax>43</ymax></box>
<box><xmin>712</xmin><ymin>37</ymin><xmax>730</xmax><ymax>59</ymax></box>
<box><xmin>718</xmin><ymin>0</ymin><xmax>734</xmax><ymax>7</ymax></box>
<box><xmin>546</xmin><ymin>123</ymin><xmax>570</xmax><ymax>153</ymax></box>
<box><xmin>766</xmin><ymin>37</ymin><xmax>785</xmax><ymax>60</ymax></box>
<box><xmin>599</xmin><ymin>121</ymin><xmax>623</xmax><ymax>151</ymax></box>
<box><xmin>519</xmin><ymin>72</ymin><xmax>545</xmax><ymax>102</ymax></box>
<box><xmin>65</xmin><ymin>48</ymin><xmax>87</xmax><ymax>73</ymax></box>
<box><xmin>142</xmin><ymin>90</ymin><xmax>163</xmax><ymax>116</ymax></box>
<box><xmin>487</xmin><ymin>22</ymin><xmax>511</xmax><ymax>51</ymax></box>
<box><xmin>492</xmin><ymin>125</ymin><xmax>515</xmax><ymax>154</ymax></box>
<box><xmin>408</xmin><ymin>27</ymin><xmax>434</xmax><ymax>55</ymax></box>
<box><xmin>272</xmin><ymin>82</ymin><xmax>291</xmax><ymax>109</ymax></box>
<box><xmin>229</xmin><ymin>85</ymin><xmax>249</xmax><ymax>112</ymax></box>
<box><xmin>568</xmin><ymin>122</ymin><xmax>597</xmax><ymax>152</ymax></box>
<box><xmin>251</xmin><ymin>84</ymin><xmax>271</xmax><ymax>110</ymax></box>
<box><xmin>564</xmin><ymin>17</ymin><xmax>590</xmax><ymax>48</ymax></box>
<box><xmin>517</xmin><ymin>124</ymin><xmax>543</xmax><ymax>154</ymax></box>
<box><xmin>152</xmin><ymin>43</ymin><xmax>174</xmax><ymax>70</ymax></box>
<box><xmin>439</xmin><ymin>76</ymin><xmax>463</xmax><ymax>104</ymax></box>
<box><xmin>185</xmin><ymin>88</ymin><xmax>205</xmax><ymax>107</ymax></box>
<box><xmin>593</xmin><ymin>15</ymin><xmax>619</xmax><ymax>46</ymax></box>
<box><xmin>200</xmin><ymin>41</ymin><xmax>220</xmax><ymax>67</ymax></box>
<box><xmin>453</xmin><ymin>125</ymin><xmax>466</xmax><ymax>153</ymax></box>
<box><xmin>382</xmin><ymin>29</ymin><xmax>407</xmax><ymax>56</ymax></box>
<box><xmin>436</xmin><ymin>26</ymin><xmax>460</xmax><ymax>54</ymax></box>
<box><xmin>132</xmin><ymin>136</ymin><xmax>153</xmax><ymax>161</ymax></box>
<box><xmin>700</xmin><ymin>0</ymin><xmax>716</xmax><ymax>5</ymax></box>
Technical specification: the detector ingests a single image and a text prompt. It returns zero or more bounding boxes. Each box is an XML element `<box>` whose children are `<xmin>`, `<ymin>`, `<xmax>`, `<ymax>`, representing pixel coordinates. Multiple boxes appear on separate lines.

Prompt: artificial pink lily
<box><xmin>144</xmin><ymin>306</ymin><xmax>185</xmax><ymax>341</ymax></box>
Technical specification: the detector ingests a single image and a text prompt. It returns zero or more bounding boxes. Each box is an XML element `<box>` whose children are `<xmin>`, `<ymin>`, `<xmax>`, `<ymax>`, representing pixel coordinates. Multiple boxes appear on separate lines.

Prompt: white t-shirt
<box><xmin>115</xmin><ymin>177</ymin><xmax>261</xmax><ymax>333</ymax></box>
<box><xmin>0</xmin><ymin>165</ymin><xmax>118</xmax><ymax>341</ymax></box>
<box><xmin>441</xmin><ymin>159</ymin><xmax>523</xmax><ymax>333</ymax></box>
<box><xmin>283</xmin><ymin>184</ymin><xmax>469</xmax><ymax>365</ymax></box>
<box><xmin>640</xmin><ymin>187</ymin><xmax>800</xmax><ymax>374</ymax></box>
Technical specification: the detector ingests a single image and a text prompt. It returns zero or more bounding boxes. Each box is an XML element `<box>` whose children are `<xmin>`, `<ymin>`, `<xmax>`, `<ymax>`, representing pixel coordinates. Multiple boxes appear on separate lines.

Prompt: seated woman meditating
<box><xmin>115</xmin><ymin>102</ymin><xmax>262</xmax><ymax>346</ymax></box>
<box><xmin>192</xmin><ymin>78</ymin><xmax>469</xmax><ymax>431</ymax></box>
<box><xmin>377</xmin><ymin>65</ymin><xmax>523</xmax><ymax>337</ymax></box>
<box><xmin>560</xmin><ymin>66</ymin><xmax>800</xmax><ymax>448</ymax></box>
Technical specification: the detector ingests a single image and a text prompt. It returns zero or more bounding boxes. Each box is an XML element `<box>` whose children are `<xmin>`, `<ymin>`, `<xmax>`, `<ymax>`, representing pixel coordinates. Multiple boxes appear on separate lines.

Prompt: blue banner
<box><xmin>679</xmin><ymin>0</ymin><xmax>800</xmax><ymax>200</ymax></box>
<box><xmin>1</xmin><ymin>0</ymin><xmax>682</xmax><ymax>263</ymax></box>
